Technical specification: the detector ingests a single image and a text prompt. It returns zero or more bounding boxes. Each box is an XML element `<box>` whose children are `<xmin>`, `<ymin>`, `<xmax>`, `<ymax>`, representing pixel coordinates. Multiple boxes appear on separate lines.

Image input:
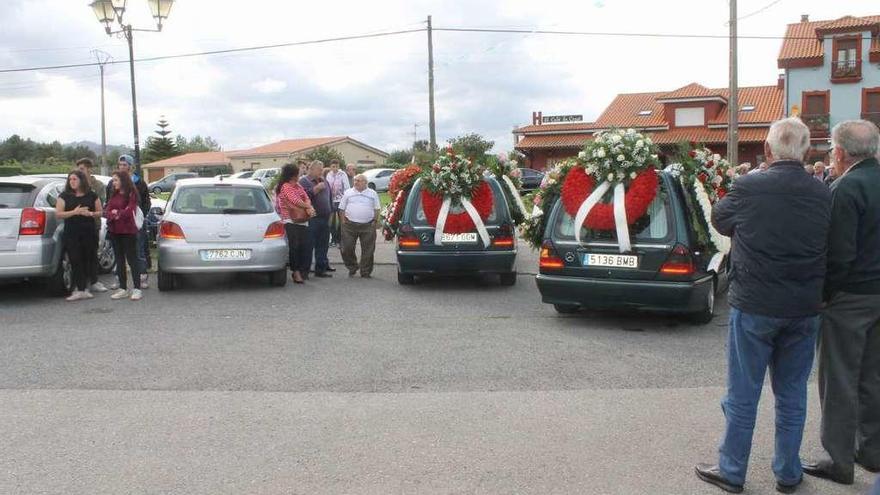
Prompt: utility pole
<box><xmin>727</xmin><ymin>0</ymin><xmax>739</xmax><ymax>166</ymax></box>
<box><xmin>92</xmin><ymin>50</ymin><xmax>112</xmax><ymax>175</ymax></box>
<box><xmin>427</xmin><ymin>15</ymin><xmax>436</xmax><ymax>151</ymax></box>
<box><xmin>412</xmin><ymin>123</ymin><xmax>420</xmax><ymax>152</ymax></box>
<box><xmin>125</xmin><ymin>25</ymin><xmax>143</xmax><ymax>177</ymax></box>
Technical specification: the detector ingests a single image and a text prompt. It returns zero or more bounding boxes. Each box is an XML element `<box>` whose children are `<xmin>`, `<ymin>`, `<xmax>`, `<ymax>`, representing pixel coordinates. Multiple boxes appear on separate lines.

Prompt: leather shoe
<box><xmin>775</xmin><ymin>478</ymin><xmax>801</xmax><ymax>493</ymax></box>
<box><xmin>802</xmin><ymin>460</ymin><xmax>853</xmax><ymax>485</ymax></box>
<box><xmin>695</xmin><ymin>463</ymin><xmax>743</xmax><ymax>493</ymax></box>
<box><xmin>856</xmin><ymin>458</ymin><xmax>880</xmax><ymax>473</ymax></box>
<box><xmin>326</xmin><ymin>267</ymin><xmax>336</xmax><ymax>272</ymax></box>
<box><xmin>314</xmin><ymin>272</ymin><xmax>332</xmax><ymax>278</ymax></box>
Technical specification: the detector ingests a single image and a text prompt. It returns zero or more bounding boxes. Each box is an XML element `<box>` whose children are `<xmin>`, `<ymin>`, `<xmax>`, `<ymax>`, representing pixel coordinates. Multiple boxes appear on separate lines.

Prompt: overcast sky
<box><xmin>0</xmin><ymin>0</ymin><xmax>875</xmax><ymax>155</ymax></box>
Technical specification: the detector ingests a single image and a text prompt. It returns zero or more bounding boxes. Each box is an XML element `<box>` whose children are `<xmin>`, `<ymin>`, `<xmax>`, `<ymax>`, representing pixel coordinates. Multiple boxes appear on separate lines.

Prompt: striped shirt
<box><xmin>276</xmin><ymin>182</ymin><xmax>311</xmax><ymax>224</ymax></box>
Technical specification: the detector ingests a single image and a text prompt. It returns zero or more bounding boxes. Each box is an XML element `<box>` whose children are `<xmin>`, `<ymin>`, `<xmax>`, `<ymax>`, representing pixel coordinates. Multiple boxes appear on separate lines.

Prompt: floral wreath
<box><xmin>420</xmin><ymin>148</ymin><xmax>494</xmax><ymax>234</ymax></box>
<box><xmin>486</xmin><ymin>153</ymin><xmax>527</xmax><ymax>225</ymax></box>
<box><xmin>382</xmin><ymin>165</ymin><xmax>422</xmax><ymax>240</ymax></box>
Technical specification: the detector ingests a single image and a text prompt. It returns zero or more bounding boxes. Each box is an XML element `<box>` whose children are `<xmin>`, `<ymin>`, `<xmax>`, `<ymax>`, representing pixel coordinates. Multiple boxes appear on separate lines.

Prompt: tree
<box><xmin>411</xmin><ymin>139</ymin><xmax>438</xmax><ymax>166</ymax></box>
<box><xmin>302</xmin><ymin>146</ymin><xmax>345</xmax><ymax>165</ymax></box>
<box><xmin>447</xmin><ymin>133</ymin><xmax>494</xmax><ymax>163</ymax></box>
<box><xmin>175</xmin><ymin>134</ymin><xmax>222</xmax><ymax>154</ymax></box>
<box><xmin>142</xmin><ymin>117</ymin><xmax>179</xmax><ymax>163</ymax></box>
<box><xmin>387</xmin><ymin>149</ymin><xmax>413</xmax><ymax>167</ymax></box>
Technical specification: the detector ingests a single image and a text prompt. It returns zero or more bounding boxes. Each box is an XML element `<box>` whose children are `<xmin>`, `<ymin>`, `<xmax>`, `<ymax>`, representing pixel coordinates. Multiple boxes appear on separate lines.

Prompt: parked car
<box><xmin>535</xmin><ymin>170</ymin><xmax>728</xmax><ymax>322</ymax></box>
<box><xmin>148</xmin><ymin>172</ymin><xmax>197</xmax><ymax>194</ymax></box>
<box><xmin>518</xmin><ymin>168</ymin><xmax>545</xmax><ymax>192</ymax></box>
<box><xmin>251</xmin><ymin>168</ymin><xmax>280</xmax><ymax>189</ymax></box>
<box><xmin>229</xmin><ymin>170</ymin><xmax>255</xmax><ymax>179</ymax></box>
<box><xmin>395</xmin><ymin>177</ymin><xmax>518</xmax><ymax>286</ymax></box>
<box><xmin>146</xmin><ymin>195</ymin><xmax>167</xmax><ymax>245</ymax></box>
<box><xmin>361</xmin><ymin>168</ymin><xmax>395</xmax><ymax>192</ymax></box>
<box><xmin>156</xmin><ymin>178</ymin><xmax>288</xmax><ymax>290</ymax></box>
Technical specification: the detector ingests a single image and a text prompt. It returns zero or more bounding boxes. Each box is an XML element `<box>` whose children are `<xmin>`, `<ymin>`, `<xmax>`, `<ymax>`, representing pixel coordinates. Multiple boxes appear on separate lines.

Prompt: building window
<box><xmin>801</xmin><ymin>90</ymin><xmax>830</xmax><ymax>138</ymax></box>
<box><xmin>862</xmin><ymin>87</ymin><xmax>880</xmax><ymax>128</ymax></box>
<box><xmin>674</xmin><ymin>107</ymin><xmax>705</xmax><ymax>127</ymax></box>
<box><xmin>637</xmin><ymin>110</ymin><xmax>652</xmax><ymax>116</ymax></box>
<box><xmin>741</xmin><ymin>105</ymin><xmax>756</xmax><ymax>112</ymax></box>
<box><xmin>831</xmin><ymin>35</ymin><xmax>861</xmax><ymax>82</ymax></box>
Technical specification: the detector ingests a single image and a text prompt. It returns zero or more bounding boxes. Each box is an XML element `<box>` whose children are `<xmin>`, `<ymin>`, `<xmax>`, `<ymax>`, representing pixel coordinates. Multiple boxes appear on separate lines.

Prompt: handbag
<box><xmin>289</xmin><ymin>204</ymin><xmax>310</xmax><ymax>222</ymax></box>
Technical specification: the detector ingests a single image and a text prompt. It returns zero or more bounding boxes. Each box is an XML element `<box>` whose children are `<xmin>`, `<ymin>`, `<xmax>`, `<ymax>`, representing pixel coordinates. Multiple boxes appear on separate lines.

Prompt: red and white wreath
<box><xmin>421</xmin><ymin>148</ymin><xmax>494</xmax><ymax>244</ymax></box>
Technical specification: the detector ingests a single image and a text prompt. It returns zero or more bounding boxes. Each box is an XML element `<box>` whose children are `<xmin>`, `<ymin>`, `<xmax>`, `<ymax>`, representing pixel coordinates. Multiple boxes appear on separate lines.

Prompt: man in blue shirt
<box><xmin>299</xmin><ymin>160</ymin><xmax>334</xmax><ymax>277</ymax></box>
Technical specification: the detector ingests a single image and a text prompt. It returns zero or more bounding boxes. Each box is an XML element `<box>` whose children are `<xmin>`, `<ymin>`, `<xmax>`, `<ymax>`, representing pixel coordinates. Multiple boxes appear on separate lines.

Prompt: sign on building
<box><xmin>542</xmin><ymin>115</ymin><xmax>583</xmax><ymax>124</ymax></box>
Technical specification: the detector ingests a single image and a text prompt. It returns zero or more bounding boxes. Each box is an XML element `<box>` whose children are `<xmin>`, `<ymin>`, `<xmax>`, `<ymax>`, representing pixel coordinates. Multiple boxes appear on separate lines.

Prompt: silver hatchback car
<box><xmin>157</xmin><ymin>178</ymin><xmax>288</xmax><ymax>290</ymax></box>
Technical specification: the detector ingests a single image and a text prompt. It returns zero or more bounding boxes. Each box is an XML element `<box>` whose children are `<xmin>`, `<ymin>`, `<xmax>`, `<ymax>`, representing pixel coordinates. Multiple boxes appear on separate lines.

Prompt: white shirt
<box><xmin>338</xmin><ymin>187</ymin><xmax>381</xmax><ymax>223</ymax></box>
<box><xmin>326</xmin><ymin>170</ymin><xmax>350</xmax><ymax>203</ymax></box>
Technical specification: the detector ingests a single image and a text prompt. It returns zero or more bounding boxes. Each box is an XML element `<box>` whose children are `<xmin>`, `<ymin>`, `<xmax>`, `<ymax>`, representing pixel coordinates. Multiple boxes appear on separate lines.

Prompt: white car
<box><xmin>361</xmin><ymin>168</ymin><xmax>395</xmax><ymax>192</ymax></box>
<box><xmin>251</xmin><ymin>168</ymin><xmax>280</xmax><ymax>189</ymax></box>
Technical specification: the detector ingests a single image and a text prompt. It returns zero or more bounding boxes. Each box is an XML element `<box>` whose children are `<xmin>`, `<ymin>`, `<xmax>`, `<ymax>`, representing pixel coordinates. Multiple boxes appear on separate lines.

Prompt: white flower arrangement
<box><xmin>577</xmin><ymin>128</ymin><xmax>658</xmax><ymax>185</ymax></box>
<box><xmin>692</xmin><ymin>179</ymin><xmax>730</xmax><ymax>254</ymax></box>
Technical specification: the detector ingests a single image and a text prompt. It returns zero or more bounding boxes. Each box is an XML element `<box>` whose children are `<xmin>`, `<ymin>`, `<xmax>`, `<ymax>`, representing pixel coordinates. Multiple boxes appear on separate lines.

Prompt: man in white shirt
<box><xmin>338</xmin><ymin>174</ymin><xmax>381</xmax><ymax>278</ymax></box>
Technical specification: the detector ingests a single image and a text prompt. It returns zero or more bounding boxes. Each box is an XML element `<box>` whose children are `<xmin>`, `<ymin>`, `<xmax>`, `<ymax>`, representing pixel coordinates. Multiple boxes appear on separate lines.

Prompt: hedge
<box><xmin>0</xmin><ymin>165</ymin><xmax>23</xmax><ymax>177</ymax></box>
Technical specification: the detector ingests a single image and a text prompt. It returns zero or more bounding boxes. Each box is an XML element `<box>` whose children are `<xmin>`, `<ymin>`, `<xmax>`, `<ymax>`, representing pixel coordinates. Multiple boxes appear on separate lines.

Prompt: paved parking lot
<box><xmin>0</xmin><ymin>240</ymin><xmax>875</xmax><ymax>494</ymax></box>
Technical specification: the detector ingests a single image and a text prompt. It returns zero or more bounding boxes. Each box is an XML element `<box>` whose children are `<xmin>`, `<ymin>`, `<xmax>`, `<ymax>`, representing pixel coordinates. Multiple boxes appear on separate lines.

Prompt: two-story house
<box><xmin>779</xmin><ymin>14</ymin><xmax>880</xmax><ymax>156</ymax></box>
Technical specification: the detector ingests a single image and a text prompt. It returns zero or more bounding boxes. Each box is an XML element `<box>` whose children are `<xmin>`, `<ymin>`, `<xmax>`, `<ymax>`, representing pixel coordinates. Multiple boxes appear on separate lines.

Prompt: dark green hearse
<box><xmin>395</xmin><ymin>177</ymin><xmax>518</xmax><ymax>286</ymax></box>
<box><xmin>536</xmin><ymin>170</ymin><xmax>728</xmax><ymax>323</ymax></box>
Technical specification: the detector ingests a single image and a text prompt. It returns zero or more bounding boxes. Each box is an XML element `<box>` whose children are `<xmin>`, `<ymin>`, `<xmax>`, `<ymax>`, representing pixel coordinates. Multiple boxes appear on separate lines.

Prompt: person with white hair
<box><xmin>695</xmin><ymin>117</ymin><xmax>832</xmax><ymax>493</ymax></box>
<box><xmin>803</xmin><ymin>119</ymin><xmax>880</xmax><ymax>485</ymax></box>
<box><xmin>338</xmin><ymin>174</ymin><xmax>381</xmax><ymax>278</ymax></box>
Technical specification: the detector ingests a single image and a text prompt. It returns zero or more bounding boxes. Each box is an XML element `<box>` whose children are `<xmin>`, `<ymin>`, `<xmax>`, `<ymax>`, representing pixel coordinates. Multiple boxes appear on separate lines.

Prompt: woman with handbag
<box><xmin>105</xmin><ymin>170</ymin><xmax>143</xmax><ymax>300</ymax></box>
<box><xmin>275</xmin><ymin>163</ymin><xmax>315</xmax><ymax>284</ymax></box>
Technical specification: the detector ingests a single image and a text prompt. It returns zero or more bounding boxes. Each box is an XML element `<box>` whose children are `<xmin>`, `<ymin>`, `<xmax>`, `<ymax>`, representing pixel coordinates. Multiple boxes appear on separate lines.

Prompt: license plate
<box><xmin>200</xmin><ymin>249</ymin><xmax>251</xmax><ymax>261</ymax></box>
<box><xmin>583</xmin><ymin>253</ymin><xmax>638</xmax><ymax>268</ymax></box>
<box><xmin>441</xmin><ymin>232</ymin><xmax>478</xmax><ymax>244</ymax></box>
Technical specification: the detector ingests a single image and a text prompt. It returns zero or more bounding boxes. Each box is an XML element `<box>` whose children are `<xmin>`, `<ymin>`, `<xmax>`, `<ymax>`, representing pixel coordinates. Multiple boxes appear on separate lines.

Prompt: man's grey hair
<box><xmin>766</xmin><ymin>117</ymin><xmax>811</xmax><ymax>161</ymax></box>
<box><xmin>831</xmin><ymin>120</ymin><xmax>880</xmax><ymax>161</ymax></box>
<box><xmin>353</xmin><ymin>174</ymin><xmax>367</xmax><ymax>182</ymax></box>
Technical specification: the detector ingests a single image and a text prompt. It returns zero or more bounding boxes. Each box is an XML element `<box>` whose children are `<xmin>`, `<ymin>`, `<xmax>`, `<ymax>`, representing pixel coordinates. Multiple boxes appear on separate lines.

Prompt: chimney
<box><xmin>532</xmin><ymin>111</ymin><xmax>543</xmax><ymax>125</ymax></box>
<box><xmin>801</xmin><ymin>14</ymin><xmax>809</xmax><ymax>23</ymax></box>
<box><xmin>777</xmin><ymin>73</ymin><xmax>785</xmax><ymax>90</ymax></box>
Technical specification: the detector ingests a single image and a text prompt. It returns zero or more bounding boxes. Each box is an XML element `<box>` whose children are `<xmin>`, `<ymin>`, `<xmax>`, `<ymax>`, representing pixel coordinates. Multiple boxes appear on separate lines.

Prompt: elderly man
<box><xmin>813</xmin><ymin>161</ymin><xmax>827</xmax><ymax>182</ymax></box>
<box><xmin>803</xmin><ymin>120</ymin><xmax>880</xmax><ymax>485</ymax></box>
<box><xmin>695</xmin><ymin>117</ymin><xmax>831</xmax><ymax>494</ymax></box>
<box><xmin>338</xmin><ymin>174</ymin><xmax>381</xmax><ymax>278</ymax></box>
<box><xmin>299</xmin><ymin>160</ymin><xmax>334</xmax><ymax>278</ymax></box>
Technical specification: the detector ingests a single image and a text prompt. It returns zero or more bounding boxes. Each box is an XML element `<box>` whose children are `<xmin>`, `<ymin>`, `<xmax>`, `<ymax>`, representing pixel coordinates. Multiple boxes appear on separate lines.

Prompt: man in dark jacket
<box><xmin>695</xmin><ymin>118</ymin><xmax>831</xmax><ymax>494</ymax></box>
<box><xmin>803</xmin><ymin>120</ymin><xmax>880</xmax><ymax>485</ymax></box>
<box><xmin>106</xmin><ymin>154</ymin><xmax>151</xmax><ymax>289</ymax></box>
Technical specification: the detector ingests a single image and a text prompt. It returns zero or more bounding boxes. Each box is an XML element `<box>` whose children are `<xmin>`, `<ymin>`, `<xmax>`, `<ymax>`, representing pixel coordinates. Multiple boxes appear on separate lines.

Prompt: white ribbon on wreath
<box><xmin>573</xmin><ymin>181</ymin><xmax>632</xmax><ymax>253</ymax></box>
<box><xmin>501</xmin><ymin>175</ymin><xmax>530</xmax><ymax>220</ymax></box>
<box><xmin>691</xmin><ymin>180</ymin><xmax>731</xmax><ymax>255</ymax></box>
<box><xmin>433</xmin><ymin>196</ymin><xmax>491</xmax><ymax>247</ymax></box>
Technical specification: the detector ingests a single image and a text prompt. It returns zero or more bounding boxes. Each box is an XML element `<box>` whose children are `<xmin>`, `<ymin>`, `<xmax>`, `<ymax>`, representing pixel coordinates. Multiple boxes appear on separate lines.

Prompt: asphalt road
<box><xmin>0</xmin><ymin>242</ymin><xmax>876</xmax><ymax>494</ymax></box>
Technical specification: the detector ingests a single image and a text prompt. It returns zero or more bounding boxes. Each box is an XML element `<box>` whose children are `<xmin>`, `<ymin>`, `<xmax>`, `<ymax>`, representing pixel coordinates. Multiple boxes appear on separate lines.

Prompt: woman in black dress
<box><xmin>55</xmin><ymin>170</ymin><xmax>103</xmax><ymax>301</ymax></box>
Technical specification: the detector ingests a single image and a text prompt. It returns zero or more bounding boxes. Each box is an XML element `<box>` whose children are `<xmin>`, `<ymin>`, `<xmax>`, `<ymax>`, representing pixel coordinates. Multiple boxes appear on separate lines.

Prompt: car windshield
<box><xmin>171</xmin><ymin>186</ymin><xmax>273</xmax><ymax>215</ymax></box>
<box><xmin>410</xmin><ymin>181</ymin><xmax>505</xmax><ymax>227</ymax></box>
<box><xmin>552</xmin><ymin>182</ymin><xmax>671</xmax><ymax>242</ymax></box>
<box><xmin>0</xmin><ymin>184</ymin><xmax>35</xmax><ymax>208</ymax></box>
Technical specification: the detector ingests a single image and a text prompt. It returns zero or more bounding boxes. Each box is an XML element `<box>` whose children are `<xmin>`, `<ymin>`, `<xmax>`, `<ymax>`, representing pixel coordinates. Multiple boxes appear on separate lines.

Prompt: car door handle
<box><xmin>218</xmin><ymin>233</ymin><xmax>231</xmax><ymax>238</ymax></box>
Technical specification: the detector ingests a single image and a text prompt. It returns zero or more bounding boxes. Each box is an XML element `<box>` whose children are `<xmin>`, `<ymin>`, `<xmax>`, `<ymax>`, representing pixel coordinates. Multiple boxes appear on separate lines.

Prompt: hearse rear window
<box><xmin>552</xmin><ymin>184</ymin><xmax>671</xmax><ymax>242</ymax></box>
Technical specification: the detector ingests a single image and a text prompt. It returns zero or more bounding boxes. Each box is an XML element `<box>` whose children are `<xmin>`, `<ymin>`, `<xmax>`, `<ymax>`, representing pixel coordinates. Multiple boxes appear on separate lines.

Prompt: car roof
<box><xmin>175</xmin><ymin>178</ymin><xmax>266</xmax><ymax>187</ymax></box>
<box><xmin>22</xmin><ymin>173</ymin><xmax>112</xmax><ymax>185</ymax></box>
<box><xmin>362</xmin><ymin>167</ymin><xmax>394</xmax><ymax>176</ymax></box>
<box><xmin>1</xmin><ymin>175</ymin><xmax>59</xmax><ymax>186</ymax></box>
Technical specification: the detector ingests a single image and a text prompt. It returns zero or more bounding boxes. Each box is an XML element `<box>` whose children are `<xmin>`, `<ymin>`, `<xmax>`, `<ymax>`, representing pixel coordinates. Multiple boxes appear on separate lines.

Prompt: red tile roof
<box><xmin>515</xmin><ymin>134</ymin><xmax>594</xmax><ymax>150</ymax></box>
<box><xmin>514</xmin><ymin>122</ymin><xmax>599</xmax><ymax>133</ymax></box>
<box><xmin>778</xmin><ymin>15</ymin><xmax>880</xmax><ymax>68</ymax></box>
<box><xmin>658</xmin><ymin>83</ymin><xmax>725</xmax><ymax>101</ymax></box>
<box><xmin>514</xmin><ymin>127</ymin><xmax>769</xmax><ymax>151</ymax></box>
<box><xmin>142</xmin><ymin>151</ymin><xmax>230</xmax><ymax>169</ymax></box>
<box><xmin>708</xmin><ymin>86</ymin><xmax>782</xmax><ymax>125</ymax></box>
<box><xmin>229</xmin><ymin>137</ymin><xmax>348</xmax><ymax>157</ymax></box>
<box><xmin>594</xmin><ymin>92</ymin><xmax>668</xmax><ymax>128</ymax></box>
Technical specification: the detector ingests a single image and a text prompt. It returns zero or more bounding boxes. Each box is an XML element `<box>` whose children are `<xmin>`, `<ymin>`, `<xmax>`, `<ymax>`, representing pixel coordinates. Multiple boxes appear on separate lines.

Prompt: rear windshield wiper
<box><xmin>221</xmin><ymin>208</ymin><xmax>255</xmax><ymax>214</ymax></box>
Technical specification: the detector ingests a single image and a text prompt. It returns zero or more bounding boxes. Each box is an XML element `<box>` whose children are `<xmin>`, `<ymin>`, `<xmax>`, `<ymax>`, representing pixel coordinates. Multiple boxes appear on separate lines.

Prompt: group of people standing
<box><xmin>274</xmin><ymin>158</ymin><xmax>381</xmax><ymax>284</ymax></box>
<box><xmin>695</xmin><ymin>118</ymin><xmax>880</xmax><ymax>493</ymax></box>
<box><xmin>59</xmin><ymin>154</ymin><xmax>151</xmax><ymax>302</ymax></box>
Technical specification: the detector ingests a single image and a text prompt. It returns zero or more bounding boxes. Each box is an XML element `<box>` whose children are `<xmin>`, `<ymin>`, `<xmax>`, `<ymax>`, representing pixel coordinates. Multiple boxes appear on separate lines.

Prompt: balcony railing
<box><xmin>832</xmin><ymin>59</ymin><xmax>861</xmax><ymax>80</ymax></box>
<box><xmin>862</xmin><ymin>112</ymin><xmax>880</xmax><ymax>129</ymax></box>
<box><xmin>802</xmin><ymin>113</ymin><xmax>830</xmax><ymax>138</ymax></box>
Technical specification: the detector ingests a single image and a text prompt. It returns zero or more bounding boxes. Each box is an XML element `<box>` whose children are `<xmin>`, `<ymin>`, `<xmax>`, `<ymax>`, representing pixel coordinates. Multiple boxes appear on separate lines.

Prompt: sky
<box><xmin>0</xmin><ymin>0</ymin><xmax>876</xmax><ymax>156</ymax></box>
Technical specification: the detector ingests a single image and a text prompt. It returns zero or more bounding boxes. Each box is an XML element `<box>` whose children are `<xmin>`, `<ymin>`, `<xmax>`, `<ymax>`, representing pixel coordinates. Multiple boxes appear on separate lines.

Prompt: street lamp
<box><xmin>89</xmin><ymin>0</ymin><xmax>174</xmax><ymax>177</ymax></box>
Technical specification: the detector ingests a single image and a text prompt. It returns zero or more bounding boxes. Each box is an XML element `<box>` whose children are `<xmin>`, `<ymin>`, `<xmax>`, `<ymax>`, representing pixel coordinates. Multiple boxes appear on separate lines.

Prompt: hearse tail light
<box><xmin>398</xmin><ymin>224</ymin><xmax>420</xmax><ymax>248</ymax></box>
<box><xmin>660</xmin><ymin>243</ymin><xmax>695</xmax><ymax>275</ymax></box>
<box><xmin>493</xmin><ymin>223</ymin><xmax>516</xmax><ymax>248</ymax></box>
<box><xmin>264</xmin><ymin>221</ymin><xmax>285</xmax><ymax>239</ymax></box>
<box><xmin>539</xmin><ymin>240</ymin><xmax>564</xmax><ymax>271</ymax></box>
<box><xmin>159</xmin><ymin>221</ymin><xmax>186</xmax><ymax>240</ymax></box>
<box><xmin>19</xmin><ymin>208</ymin><xmax>46</xmax><ymax>235</ymax></box>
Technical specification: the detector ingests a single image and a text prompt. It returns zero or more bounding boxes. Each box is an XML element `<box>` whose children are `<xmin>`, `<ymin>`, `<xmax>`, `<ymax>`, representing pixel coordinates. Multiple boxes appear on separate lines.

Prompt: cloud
<box><xmin>252</xmin><ymin>78</ymin><xmax>287</xmax><ymax>94</ymax></box>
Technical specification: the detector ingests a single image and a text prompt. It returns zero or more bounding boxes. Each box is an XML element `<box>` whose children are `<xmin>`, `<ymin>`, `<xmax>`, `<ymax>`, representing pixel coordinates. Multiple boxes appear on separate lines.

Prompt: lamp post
<box><xmin>90</xmin><ymin>0</ymin><xmax>174</xmax><ymax>177</ymax></box>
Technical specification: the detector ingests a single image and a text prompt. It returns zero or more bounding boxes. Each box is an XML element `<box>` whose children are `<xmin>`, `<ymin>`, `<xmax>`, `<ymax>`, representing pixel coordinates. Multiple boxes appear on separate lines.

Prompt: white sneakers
<box><xmin>130</xmin><ymin>289</ymin><xmax>143</xmax><ymax>301</ymax></box>
<box><xmin>65</xmin><ymin>290</ymin><xmax>94</xmax><ymax>302</ymax></box>
<box><xmin>140</xmin><ymin>274</ymin><xmax>149</xmax><ymax>289</ymax></box>
<box><xmin>107</xmin><ymin>280</ymin><xmax>120</xmax><ymax>290</ymax></box>
<box><xmin>110</xmin><ymin>289</ymin><xmax>130</xmax><ymax>300</ymax></box>
<box><xmin>90</xmin><ymin>282</ymin><xmax>108</xmax><ymax>293</ymax></box>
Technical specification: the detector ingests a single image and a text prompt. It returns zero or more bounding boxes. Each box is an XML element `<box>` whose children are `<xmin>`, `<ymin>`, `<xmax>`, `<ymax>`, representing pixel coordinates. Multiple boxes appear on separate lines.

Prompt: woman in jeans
<box><xmin>105</xmin><ymin>170</ymin><xmax>143</xmax><ymax>301</ymax></box>
<box><xmin>55</xmin><ymin>170</ymin><xmax>102</xmax><ymax>301</ymax></box>
<box><xmin>275</xmin><ymin>163</ymin><xmax>314</xmax><ymax>284</ymax></box>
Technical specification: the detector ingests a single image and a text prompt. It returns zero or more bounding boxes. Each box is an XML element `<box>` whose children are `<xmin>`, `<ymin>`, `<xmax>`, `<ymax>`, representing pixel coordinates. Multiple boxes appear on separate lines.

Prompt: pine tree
<box><xmin>142</xmin><ymin>116</ymin><xmax>179</xmax><ymax>163</ymax></box>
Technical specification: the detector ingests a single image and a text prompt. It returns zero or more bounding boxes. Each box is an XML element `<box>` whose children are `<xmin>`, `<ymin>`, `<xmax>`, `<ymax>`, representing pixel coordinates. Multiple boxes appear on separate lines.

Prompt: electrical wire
<box><xmin>432</xmin><ymin>26</ymin><xmax>854</xmax><ymax>41</ymax></box>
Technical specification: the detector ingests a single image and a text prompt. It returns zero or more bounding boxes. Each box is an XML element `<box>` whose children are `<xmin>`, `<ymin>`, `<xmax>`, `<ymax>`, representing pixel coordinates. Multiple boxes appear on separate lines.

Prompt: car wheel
<box><xmin>499</xmin><ymin>272</ymin><xmax>517</xmax><ymax>286</ymax></box>
<box><xmin>97</xmin><ymin>239</ymin><xmax>116</xmax><ymax>274</ymax></box>
<box><xmin>269</xmin><ymin>268</ymin><xmax>287</xmax><ymax>287</ymax></box>
<box><xmin>47</xmin><ymin>251</ymin><xmax>73</xmax><ymax>296</ymax></box>
<box><xmin>368</xmin><ymin>183</ymin><xmax>376</xmax><ymax>190</ymax></box>
<box><xmin>691</xmin><ymin>279</ymin><xmax>716</xmax><ymax>324</ymax></box>
<box><xmin>157</xmin><ymin>268</ymin><xmax>175</xmax><ymax>291</ymax></box>
<box><xmin>553</xmin><ymin>304</ymin><xmax>579</xmax><ymax>314</ymax></box>
<box><xmin>151</xmin><ymin>186</ymin><xmax>162</xmax><ymax>194</ymax></box>
<box><xmin>397</xmin><ymin>270</ymin><xmax>415</xmax><ymax>285</ymax></box>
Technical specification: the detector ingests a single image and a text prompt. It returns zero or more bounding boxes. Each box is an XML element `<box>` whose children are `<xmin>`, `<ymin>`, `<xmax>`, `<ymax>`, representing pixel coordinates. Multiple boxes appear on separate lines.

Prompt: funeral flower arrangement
<box><xmin>668</xmin><ymin>142</ymin><xmax>738</xmax><ymax>254</ymax></box>
<box><xmin>382</xmin><ymin>165</ymin><xmax>422</xmax><ymax>241</ymax></box>
<box><xmin>486</xmin><ymin>153</ymin><xmax>527</xmax><ymax>225</ymax></box>
<box><xmin>521</xmin><ymin>128</ymin><xmax>661</xmax><ymax>252</ymax></box>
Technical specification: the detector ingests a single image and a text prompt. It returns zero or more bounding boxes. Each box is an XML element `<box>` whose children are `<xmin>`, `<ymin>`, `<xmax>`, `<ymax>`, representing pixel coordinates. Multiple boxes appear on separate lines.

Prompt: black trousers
<box><xmin>65</xmin><ymin>230</ymin><xmax>97</xmax><ymax>292</ymax></box>
<box><xmin>112</xmin><ymin>233</ymin><xmax>141</xmax><ymax>290</ymax></box>
<box><xmin>284</xmin><ymin>223</ymin><xmax>308</xmax><ymax>274</ymax></box>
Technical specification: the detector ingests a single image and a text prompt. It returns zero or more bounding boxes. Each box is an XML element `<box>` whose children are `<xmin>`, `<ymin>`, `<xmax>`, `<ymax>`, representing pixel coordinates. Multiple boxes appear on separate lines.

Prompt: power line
<box><xmin>736</xmin><ymin>0</ymin><xmax>785</xmax><ymax>22</ymax></box>
<box><xmin>0</xmin><ymin>28</ymin><xmax>426</xmax><ymax>74</ymax></box>
<box><xmin>432</xmin><ymin>26</ymin><xmax>852</xmax><ymax>41</ymax></box>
